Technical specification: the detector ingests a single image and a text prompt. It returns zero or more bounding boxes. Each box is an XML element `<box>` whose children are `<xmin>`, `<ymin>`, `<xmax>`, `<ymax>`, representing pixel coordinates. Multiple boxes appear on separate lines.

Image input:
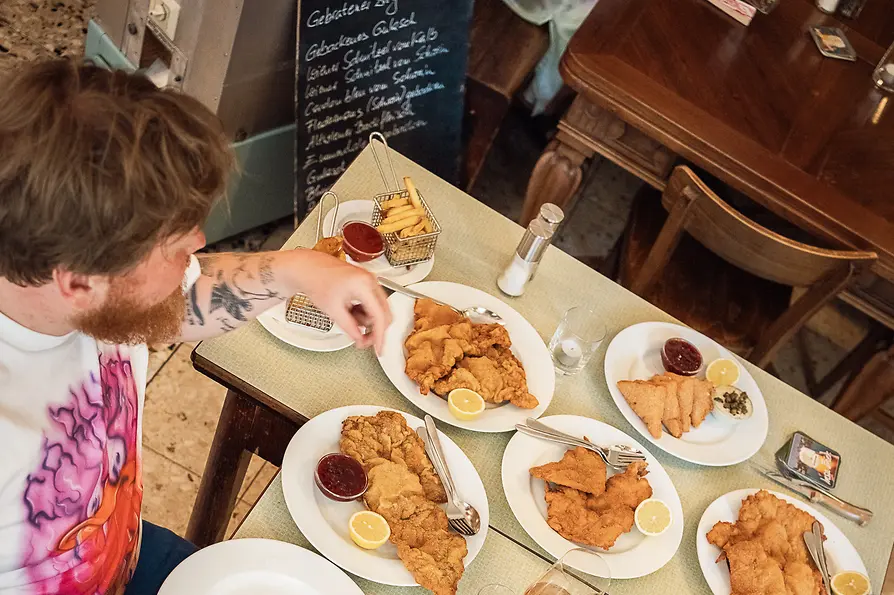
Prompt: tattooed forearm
<box><xmin>182</xmin><ymin>252</ymin><xmax>289</xmax><ymax>339</ymax></box>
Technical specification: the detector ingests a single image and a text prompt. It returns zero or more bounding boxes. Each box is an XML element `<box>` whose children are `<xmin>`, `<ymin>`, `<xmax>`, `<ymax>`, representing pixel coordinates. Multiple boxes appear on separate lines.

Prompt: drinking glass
<box><xmin>524</xmin><ymin>549</ymin><xmax>611</xmax><ymax>595</ymax></box>
<box><xmin>548</xmin><ymin>306</ymin><xmax>606</xmax><ymax>375</ymax></box>
<box><xmin>479</xmin><ymin>586</ymin><xmax>516</xmax><ymax>595</ymax></box>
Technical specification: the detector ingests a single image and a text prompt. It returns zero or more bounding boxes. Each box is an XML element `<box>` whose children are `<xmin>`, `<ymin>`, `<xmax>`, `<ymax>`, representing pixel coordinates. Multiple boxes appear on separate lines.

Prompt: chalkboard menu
<box><xmin>294</xmin><ymin>0</ymin><xmax>473</xmax><ymax>212</ymax></box>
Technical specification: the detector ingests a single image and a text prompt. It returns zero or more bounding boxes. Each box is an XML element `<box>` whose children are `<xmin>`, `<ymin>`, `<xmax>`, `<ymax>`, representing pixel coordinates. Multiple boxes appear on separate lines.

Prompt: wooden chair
<box><xmin>462</xmin><ymin>0</ymin><xmax>549</xmax><ymax>189</ymax></box>
<box><xmin>833</xmin><ymin>344</ymin><xmax>894</xmax><ymax>423</ymax></box>
<box><xmin>618</xmin><ymin>166</ymin><xmax>877</xmax><ymax>368</ymax></box>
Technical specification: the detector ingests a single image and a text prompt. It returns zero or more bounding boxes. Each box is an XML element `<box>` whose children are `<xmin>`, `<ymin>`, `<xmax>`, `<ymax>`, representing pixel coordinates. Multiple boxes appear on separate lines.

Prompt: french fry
<box><xmin>404</xmin><ymin>176</ymin><xmax>422</xmax><ymax>209</ymax></box>
<box><xmin>377</xmin><ymin>215</ymin><xmax>421</xmax><ymax>234</ymax></box>
<box><xmin>400</xmin><ymin>221</ymin><xmax>427</xmax><ymax>238</ymax></box>
<box><xmin>380</xmin><ymin>197</ymin><xmax>409</xmax><ymax>210</ymax></box>
<box><xmin>381</xmin><ymin>207</ymin><xmax>425</xmax><ymax>225</ymax></box>
<box><xmin>383</xmin><ymin>204</ymin><xmax>415</xmax><ymax>218</ymax></box>
<box><xmin>422</xmin><ymin>218</ymin><xmax>433</xmax><ymax>233</ymax></box>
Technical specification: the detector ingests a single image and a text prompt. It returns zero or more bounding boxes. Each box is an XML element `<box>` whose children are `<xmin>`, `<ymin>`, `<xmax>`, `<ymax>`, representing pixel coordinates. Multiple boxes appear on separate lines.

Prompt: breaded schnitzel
<box><xmin>405</xmin><ymin>299</ymin><xmax>538</xmax><ymax>409</ymax></box>
<box><xmin>340</xmin><ymin>411</ymin><xmax>446</xmax><ymax>503</ymax></box>
<box><xmin>431</xmin><ymin>348</ymin><xmax>539</xmax><ymax>409</ymax></box>
<box><xmin>404</xmin><ymin>323</ymin><xmax>473</xmax><ymax>395</ymax></box>
<box><xmin>706</xmin><ymin>490</ymin><xmax>824</xmax><ymax>595</ymax></box>
<box><xmin>531</xmin><ymin>451</ymin><xmax>651</xmax><ymax>550</ymax></box>
<box><xmin>530</xmin><ymin>447</ymin><xmax>607</xmax><ymax>495</ymax></box>
<box><xmin>363</xmin><ymin>462</ymin><xmax>467</xmax><ymax>595</ymax></box>
<box><xmin>340</xmin><ymin>413</ymin><xmax>466</xmax><ymax>595</ymax></box>
<box><xmin>617</xmin><ymin>373</ymin><xmax>714</xmax><ymax>438</ymax></box>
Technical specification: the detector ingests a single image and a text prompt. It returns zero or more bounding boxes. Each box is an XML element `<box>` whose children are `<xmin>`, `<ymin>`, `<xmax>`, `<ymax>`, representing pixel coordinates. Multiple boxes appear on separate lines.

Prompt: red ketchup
<box><xmin>661</xmin><ymin>338</ymin><xmax>703</xmax><ymax>376</ymax></box>
<box><xmin>342</xmin><ymin>221</ymin><xmax>385</xmax><ymax>262</ymax></box>
<box><xmin>314</xmin><ymin>453</ymin><xmax>368</xmax><ymax>502</ymax></box>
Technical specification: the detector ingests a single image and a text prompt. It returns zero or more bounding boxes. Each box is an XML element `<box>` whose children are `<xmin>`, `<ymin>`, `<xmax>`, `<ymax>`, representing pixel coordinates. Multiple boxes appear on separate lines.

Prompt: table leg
<box><xmin>520</xmin><ymin>135</ymin><xmax>591</xmax><ymax>227</ymax></box>
<box><xmin>186</xmin><ymin>390</ymin><xmax>256</xmax><ymax>547</ymax></box>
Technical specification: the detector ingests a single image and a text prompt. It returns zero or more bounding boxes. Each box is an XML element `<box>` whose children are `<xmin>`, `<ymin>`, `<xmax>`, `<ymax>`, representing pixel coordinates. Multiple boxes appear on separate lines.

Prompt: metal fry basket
<box><xmin>284</xmin><ymin>191</ymin><xmax>339</xmax><ymax>332</ymax></box>
<box><xmin>369</xmin><ymin>132</ymin><xmax>441</xmax><ymax>267</ymax></box>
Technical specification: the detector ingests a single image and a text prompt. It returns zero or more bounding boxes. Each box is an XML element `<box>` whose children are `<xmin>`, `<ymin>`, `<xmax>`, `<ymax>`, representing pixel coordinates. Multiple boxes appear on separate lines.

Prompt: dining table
<box><xmin>519</xmin><ymin>0</ymin><xmax>894</xmax><ymax>333</ymax></box>
<box><xmin>188</xmin><ymin>144</ymin><xmax>894</xmax><ymax>594</ymax></box>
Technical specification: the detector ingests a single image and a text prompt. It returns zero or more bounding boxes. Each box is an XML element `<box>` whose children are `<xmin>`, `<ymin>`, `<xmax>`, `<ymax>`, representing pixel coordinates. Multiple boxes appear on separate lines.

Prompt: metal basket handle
<box><xmin>369</xmin><ymin>132</ymin><xmax>400</xmax><ymax>192</ymax></box>
<box><xmin>316</xmin><ymin>191</ymin><xmax>340</xmax><ymax>242</ymax></box>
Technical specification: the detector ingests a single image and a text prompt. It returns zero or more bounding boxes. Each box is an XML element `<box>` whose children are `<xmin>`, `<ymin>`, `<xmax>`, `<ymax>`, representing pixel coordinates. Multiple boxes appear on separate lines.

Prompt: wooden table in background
<box><xmin>521</xmin><ymin>0</ymin><xmax>894</xmax><ymax>330</ymax></box>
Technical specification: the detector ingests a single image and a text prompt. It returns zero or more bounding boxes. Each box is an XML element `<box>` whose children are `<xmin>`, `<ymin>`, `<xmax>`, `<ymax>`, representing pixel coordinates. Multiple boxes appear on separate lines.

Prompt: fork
<box><xmin>377</xmin><ymin>277</ymin><xmax>504</xmax><ymax>325</ymax></box>
<box><xmin>518</xmin><ymin>418</ymin><xmax>647</xmax><ymax>471</ymax></box>
<box><xmin>417</xmin><ymin>417</ymin><xmax>481</xmax><ymax>536</ymax></box>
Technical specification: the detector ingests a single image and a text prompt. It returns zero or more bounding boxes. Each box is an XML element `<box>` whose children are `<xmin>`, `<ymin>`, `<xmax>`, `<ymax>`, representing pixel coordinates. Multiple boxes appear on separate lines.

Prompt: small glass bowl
<box><xmin>341</xmin><ymin>220</ymin><xmax>385</xmax><ymax>262</ymax></box>
<box><xmin>314</xmin><ymin>453</ymin><xmax>368</xmax><ymax>502</ymax></box>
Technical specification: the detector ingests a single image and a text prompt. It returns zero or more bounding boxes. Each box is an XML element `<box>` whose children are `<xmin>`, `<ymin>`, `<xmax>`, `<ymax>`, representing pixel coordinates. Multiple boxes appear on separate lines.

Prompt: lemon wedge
<box><xmin>831</xmin><ymin>571</ymin><xmax>871</xmax><ymax>595</ymax></box>
<box><xmin>448</xmin><ymin>388</ymin><xmax>485</xmax><ymax>420</ymax></box>
<box><xmin>349</xmin><ymin>511</ymin><xmax>390</xmax><ymax>550</ymax></box>
<box><xmin>706</xmin><ymin>358</ymin><xmax>740</xmax><ymax>386</ymax></box>
<box><xmin>634</xmin><ymin>498</ymin><xmax>672</xmax><ymax>536</ymax></box>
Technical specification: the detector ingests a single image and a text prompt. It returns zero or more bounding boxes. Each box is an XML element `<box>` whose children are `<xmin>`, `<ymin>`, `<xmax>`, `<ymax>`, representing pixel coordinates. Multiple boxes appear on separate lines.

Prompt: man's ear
<box><xmin>53</xmin><ymin>269</ymin><xmax>108</xmax><ymax>310</ymax></box>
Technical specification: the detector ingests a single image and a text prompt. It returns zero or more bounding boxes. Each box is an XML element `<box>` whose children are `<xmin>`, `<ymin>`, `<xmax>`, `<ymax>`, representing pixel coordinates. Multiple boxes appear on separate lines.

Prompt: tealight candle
<box><xmin>556</xmin><ymin>339</ymin><xmax>582</xmax><ymax>366</ymax></box>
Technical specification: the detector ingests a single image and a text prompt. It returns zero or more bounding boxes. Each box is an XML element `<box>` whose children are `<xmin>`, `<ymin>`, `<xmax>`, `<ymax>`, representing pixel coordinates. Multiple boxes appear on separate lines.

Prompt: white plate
<box><xmin>257</xmin><ymin>302</ymin><xmax>354</xmax><ymax>352</ymax></box>
<box><xmin>697</xmin><ymin>489</ymin><xmax>867</xmax><ymax>595</ymax></box>
<box><xmin>158</xmin><ymin>538</ymin><xmax>363</xmax><ymax>595</ymax></box>
<box><xmin>604</xmin><ymin>322</ymin><xmax>769</xmax><ymax>466</ymax></box>
<box><xmin>322</xmin><ymin>200</ymin><xmax>434</xmax><ymax>286</ymax></box>
<box><xmin>280</xmin><ymin>405</ymin><xmax>489</xmax><ymax>587</ymax></box>
<box><xmin>502</xmin><ymin>415</ymin><xmax>684</xmax><ymax>579</ymax></box>
<box><xmin>376</xmin><ymin>281</ymin><xmax>555</xmax><ymax>433</ymax></box>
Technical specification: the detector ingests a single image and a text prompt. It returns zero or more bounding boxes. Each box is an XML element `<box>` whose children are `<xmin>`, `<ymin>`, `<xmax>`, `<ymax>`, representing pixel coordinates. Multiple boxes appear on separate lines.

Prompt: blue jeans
<box><xmin>124</xmin><ymin>521</ymin><xmax>197</xmax><ymax>595</ymax></box>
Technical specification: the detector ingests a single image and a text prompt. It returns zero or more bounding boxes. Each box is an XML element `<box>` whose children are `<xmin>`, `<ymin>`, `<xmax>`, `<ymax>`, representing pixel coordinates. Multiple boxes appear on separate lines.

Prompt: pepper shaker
<box><xmin>497</xmin><ymin>204</ymin><xmax>564</xmax><ymax>297</ymax></box>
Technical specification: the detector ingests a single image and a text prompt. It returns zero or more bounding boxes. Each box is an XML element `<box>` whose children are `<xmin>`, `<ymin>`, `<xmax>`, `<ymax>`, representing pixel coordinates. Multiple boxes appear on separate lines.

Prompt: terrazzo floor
<box><xmin>2</xmin><ymin>2</ymin><xmax>890</xmax><ymax>543</ymax></box>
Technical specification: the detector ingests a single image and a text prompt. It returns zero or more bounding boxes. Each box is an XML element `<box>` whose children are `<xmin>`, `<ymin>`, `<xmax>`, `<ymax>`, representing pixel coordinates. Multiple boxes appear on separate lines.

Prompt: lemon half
<box><xmin>831</xmin><ymin>571</ymin><xmax>871</xmax><ymax>595</ymax></box>
<box><xmin>448</xmin><ymin>389</ymin><xmax>485</xmax><ymax>421</ymax></box>
<box><xmin>706</xmin><ymin>358</ymin><xmax>740</xmax><ymax>386</ymax></box>
<box><xmin>634</xmin><ymin>498</ymin><xmax>672</xmax><ymax>536</ymax></box>
<box><xmin>349</xmin><ymin>511</ymin><xmax>390</xmax><ymax>549</ymax></box>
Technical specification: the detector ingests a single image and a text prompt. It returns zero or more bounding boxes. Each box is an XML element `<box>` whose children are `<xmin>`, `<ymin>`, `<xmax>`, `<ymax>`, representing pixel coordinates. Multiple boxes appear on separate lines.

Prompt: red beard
<box><xmin>73</xmin><ymin>281</ymin><xmax>186</xmax><ymax>345</ymax></box>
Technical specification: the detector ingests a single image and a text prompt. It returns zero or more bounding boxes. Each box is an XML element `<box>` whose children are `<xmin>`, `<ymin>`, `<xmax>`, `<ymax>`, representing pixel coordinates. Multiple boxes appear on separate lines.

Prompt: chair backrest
<box><xmin>662</xmin><ymin>166</ymin><xmax>877</xmax><ymax>287</ymax></box>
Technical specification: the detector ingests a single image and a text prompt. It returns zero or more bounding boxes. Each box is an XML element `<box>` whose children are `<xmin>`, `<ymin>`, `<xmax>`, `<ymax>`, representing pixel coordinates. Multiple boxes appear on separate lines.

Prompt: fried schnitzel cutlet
<box><xmin>340</xmin><ymin>411</ymin><xmax>446</xmax><ymax>503</ymax></box>
<box><xmin>405</xmin><ymin>299</ymin><xmax>538</xmax><ymax>409</ymax></box>
<box><xmin>340</xmin><ymin>413</ymin><xmax>466</xmax><ymax>595</ymax></box>
<box><xmin>531</xmin><ymin>450</ymin><xmax>652</xmax><ymax>550</ymax></box>
<box><xmin>706</xmin><ymin>490</ymin><xmax>824</xmax><ymax>595</ymax></box>
<box><xmin>530</xmin><ymin>447</ymin><xmax>607</xmax><ymax>495</ymax></box>
<box><xmin>363</xmin><ymin>462</ymin><xmax>467</xmax><ymax>595</ymax></box>
<box><xmin>404</xmin><ymin>322</ymin><xmax>473</xmax><ymax>395</ymax></box>
<box><xmin>431</xmin><ymin>347</ymin><xmax>539</xmax><ymax>409</ymax></box>
<box><xmin>617</xmin><ymin>373</ymin><xmax>714</xmax><ymax>438</ymax></box>
<box><xmin>413</xmin><ymin>299</ymin><xmax>466</xmax><ymax>332</ymax></box>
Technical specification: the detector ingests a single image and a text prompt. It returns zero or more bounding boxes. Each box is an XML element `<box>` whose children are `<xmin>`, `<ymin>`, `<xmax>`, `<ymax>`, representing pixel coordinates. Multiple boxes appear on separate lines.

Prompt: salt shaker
<box><xmin>497</xmin><ymin>204</ymin><xmax>564</xmax><ymax>297</ymax></box>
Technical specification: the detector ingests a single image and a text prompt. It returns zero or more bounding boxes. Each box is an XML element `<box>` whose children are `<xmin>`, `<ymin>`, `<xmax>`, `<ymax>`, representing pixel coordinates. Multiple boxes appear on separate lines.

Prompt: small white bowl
<box><xmin>711</xmin><ymin>385</ymin><xmax>753</xmax><ymax>422</ymax></box>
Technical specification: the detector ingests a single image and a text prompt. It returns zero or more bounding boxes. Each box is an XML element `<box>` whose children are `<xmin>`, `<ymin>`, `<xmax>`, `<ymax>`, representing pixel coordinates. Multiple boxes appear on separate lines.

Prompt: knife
<box><xmin>756</xmin><ymin>466</ymin><xmax>873</xmax><ymax>526</ymax></box>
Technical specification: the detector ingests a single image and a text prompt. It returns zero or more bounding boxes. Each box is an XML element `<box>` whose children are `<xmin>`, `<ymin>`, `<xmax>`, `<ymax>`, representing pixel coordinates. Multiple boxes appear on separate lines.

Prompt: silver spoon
<box><xmin>417</xmin><ymin>415</ymin><xmax>481</xmax><ymax>536</ymax></box>
<box><xmin>377</xmin><ymin>277</ymin><xmax>504</xmax><ymax>325</ymax></box>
